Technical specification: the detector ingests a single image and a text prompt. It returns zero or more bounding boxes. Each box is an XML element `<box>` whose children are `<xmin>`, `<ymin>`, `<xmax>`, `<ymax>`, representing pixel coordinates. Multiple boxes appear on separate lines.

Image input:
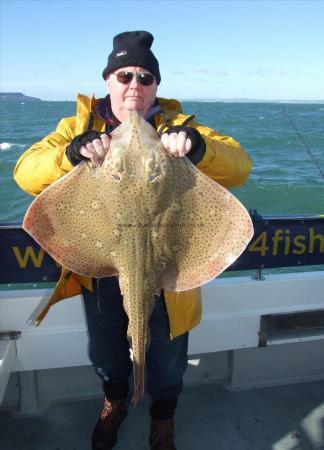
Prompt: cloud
<box><xmin>271</xmin><ymin>69</ymin><xmax>286</xmax><ymax>76</ymax></box>
<box><xmin>194</xmin><ymin>68</ymin><xmax>228</xmax><ymax>77</ymax></box>
<box><xmin>172</xmin><ymin>68</ymin><xmax>228</xmax><ymax>77</ymax></box>
<box><xmin>192</xmin><ymin>78</ymin><xmax>209</xmax><ymax>83</ymax></box>
<box><xmin>215</xmin><ymin>70</ymin><xmax>228</xmax><ymax>77</ymax></box>
<box><xmin>294</xmin><ymin>69</ymin><xmax>307</xmax><ymax>75</ymax></box>
<box><xmin>245</xmin><ymin>68</ymin><xmax>286</xmax><ymax>77</ymax></box>
<box><xmin>194</xmin><ymin>67</ymin><xmax>212</xmax><ymax>75</ymax></box>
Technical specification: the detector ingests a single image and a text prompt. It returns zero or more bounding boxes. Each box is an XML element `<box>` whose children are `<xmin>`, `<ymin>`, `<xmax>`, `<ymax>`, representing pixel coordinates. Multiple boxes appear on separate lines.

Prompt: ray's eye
<box><xmin>148</xmin><ymin>171</ymin><xmax>159</xmax><ymax>182</ymax></box>
<box><xmin>110</xmin><ymin>156</ymin><xmax>124</xmax><ymax>182</ymax></box>
<box><xmin>145</xmin><ymin>158</ymin><xmax>160</xmax><ymax>183</ymax></box>
<box><xmin>111</xmin><ymin>172</ymin><xmax>122</xmax><ymax>182</ymax></box>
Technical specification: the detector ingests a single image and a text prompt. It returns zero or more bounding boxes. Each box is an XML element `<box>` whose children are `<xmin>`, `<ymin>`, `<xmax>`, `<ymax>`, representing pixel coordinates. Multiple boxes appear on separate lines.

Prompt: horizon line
<box><xmin>1</xmin><ymin>92</ymin><xmax>324</xmax><ymax>104</ymax></box>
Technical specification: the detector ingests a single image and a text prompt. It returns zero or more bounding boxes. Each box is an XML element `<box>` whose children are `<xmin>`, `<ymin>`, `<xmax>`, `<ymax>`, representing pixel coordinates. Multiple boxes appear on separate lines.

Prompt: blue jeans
<box><xmin>82</xmin><ymin>277</ymin><xmax>188</xmax><ymax>400</ymax></box>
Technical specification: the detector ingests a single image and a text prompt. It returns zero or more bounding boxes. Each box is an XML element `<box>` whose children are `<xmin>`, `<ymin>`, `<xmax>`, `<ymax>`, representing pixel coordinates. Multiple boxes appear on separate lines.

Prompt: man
<box><xmin>14</xmin><ymin>31</ymin><xmax>252</xmax><ymax>450</ymax></box>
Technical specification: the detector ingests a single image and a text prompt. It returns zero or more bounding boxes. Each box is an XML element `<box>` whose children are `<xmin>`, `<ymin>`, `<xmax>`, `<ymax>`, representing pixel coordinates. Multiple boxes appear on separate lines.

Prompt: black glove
<box><xmin>66</xmin><ymin>130</ymin><xmax>102</xmax><ymax>166</ymax></box>
<box><xmin>166</xmin><ymin>126</ymin><xmax>206</xmax><ymax>165</ymax></box>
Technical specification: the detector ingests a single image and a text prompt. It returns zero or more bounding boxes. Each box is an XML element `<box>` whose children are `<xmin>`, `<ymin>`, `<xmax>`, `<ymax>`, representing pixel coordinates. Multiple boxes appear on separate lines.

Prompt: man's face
<box><xmin>106</xmin><ymin>66</ymin><xmax>158</xmax><ymax>122</ymax></box>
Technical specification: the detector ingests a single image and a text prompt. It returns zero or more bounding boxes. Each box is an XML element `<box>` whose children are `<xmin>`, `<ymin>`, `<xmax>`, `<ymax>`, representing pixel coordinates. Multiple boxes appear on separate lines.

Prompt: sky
<box><xmin>1</xmin><ymin>0</ymin><xmax>324</xmax><ymax>101</ymax></box>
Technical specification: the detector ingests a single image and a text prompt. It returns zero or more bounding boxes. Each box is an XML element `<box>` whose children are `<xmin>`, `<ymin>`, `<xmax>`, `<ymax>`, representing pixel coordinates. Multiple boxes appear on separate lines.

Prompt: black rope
<box><xmin>280</xmin><ymin>103</ymin><xmax>324</xmax><ymax>179</ymax></box>
<box><xmin>87</xmin><ymin>113</ymin><xmax>95</xmax><ymax>131</ymax></box>
<box><xmin>157</xmin><ymin>115</ymin><xmax>196</xmax><ymax>136</ymax></box>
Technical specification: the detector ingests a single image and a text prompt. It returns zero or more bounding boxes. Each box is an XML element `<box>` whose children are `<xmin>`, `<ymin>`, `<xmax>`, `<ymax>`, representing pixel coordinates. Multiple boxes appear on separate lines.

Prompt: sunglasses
<box><xmin>112</xmin><ymin>71</ymin><xmax>156</xmax><ymax>86</ymax></box>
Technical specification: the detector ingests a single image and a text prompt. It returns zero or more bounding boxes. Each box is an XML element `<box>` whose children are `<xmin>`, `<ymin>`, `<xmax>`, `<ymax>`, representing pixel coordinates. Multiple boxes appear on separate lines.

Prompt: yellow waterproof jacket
<box><xmin>14</xmin><ymin>94</ymin><xmax>252</xmax><ymax>337</ymax></box>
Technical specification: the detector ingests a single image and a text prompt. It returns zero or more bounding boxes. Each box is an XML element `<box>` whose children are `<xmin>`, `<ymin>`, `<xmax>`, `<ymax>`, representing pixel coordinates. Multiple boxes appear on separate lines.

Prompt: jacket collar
<box><xmin>94</xmin><ymin>95</ymin><xmax>163</xmax><ymax>127</ymax></box>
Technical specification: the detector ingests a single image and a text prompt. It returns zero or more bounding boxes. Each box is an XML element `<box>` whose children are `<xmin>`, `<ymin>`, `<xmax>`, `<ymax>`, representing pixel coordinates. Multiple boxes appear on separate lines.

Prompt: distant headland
<box><xmin>0</xmin><ymin>92</ymin><xmax>42</xmax><ymax>102</ymax></box>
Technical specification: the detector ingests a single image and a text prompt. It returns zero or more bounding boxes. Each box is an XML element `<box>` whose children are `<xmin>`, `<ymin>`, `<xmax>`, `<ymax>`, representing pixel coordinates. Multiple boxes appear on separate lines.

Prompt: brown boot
<box><xmin>91</xmin><ymin>398</ymin><xmax>128</xmax><ymax>450</ymax></box>
<box><xmin>149</xmin><ymin>418</ymin><xmax>176</xmax><ymax>450</ymax></box>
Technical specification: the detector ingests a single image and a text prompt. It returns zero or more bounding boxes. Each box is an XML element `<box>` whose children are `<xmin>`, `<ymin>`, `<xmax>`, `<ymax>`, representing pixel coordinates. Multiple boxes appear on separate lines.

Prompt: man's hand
<box><xmin>79</xmin><ymin>134</ymin><xmax>110</xmax><ymax>166</ymax></box>
<box><xmin>161</xmin><ymin>131</ymin><xmax>192</xmax><ymax>157</ymax></box>
<box><xmin>66</xmin><ymin>131</ymin><xmax>110</xmax><ymax>167</ymax></box>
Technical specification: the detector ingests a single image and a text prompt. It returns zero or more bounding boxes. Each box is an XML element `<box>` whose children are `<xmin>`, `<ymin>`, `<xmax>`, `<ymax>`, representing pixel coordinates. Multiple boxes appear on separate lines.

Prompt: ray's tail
<box><xmin>127</xmin><ymin>319</ymin><xmax>151</xmax><ymax>405</ymax></box>
<box><xmin>131</xmin><ymin>331</ymin><xmax>147</xmax><ymax>405</ymax></box>
<box><xmin>119</xmin><ymin>239</ymin><xmax>156</xmax><ymax>405</ymax></box>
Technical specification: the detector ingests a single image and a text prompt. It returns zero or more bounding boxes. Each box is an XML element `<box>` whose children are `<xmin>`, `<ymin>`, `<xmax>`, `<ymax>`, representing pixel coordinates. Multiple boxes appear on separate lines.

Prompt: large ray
<box><xmin>23</xmin><ymin>110</ymin><xmax>253</xmax><ymax>404</ymax></box>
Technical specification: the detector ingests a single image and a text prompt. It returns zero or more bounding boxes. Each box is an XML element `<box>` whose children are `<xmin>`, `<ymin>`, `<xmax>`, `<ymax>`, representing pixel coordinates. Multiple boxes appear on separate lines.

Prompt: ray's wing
<box><xmin>159</xmin><ymin>158</ymin><xmax>253</xmax><ymax>291</ymax></box>
<box><xmin>23</xmin><ymin>163</ymin><xmax>118</xmax><ymax>278</ymax></box>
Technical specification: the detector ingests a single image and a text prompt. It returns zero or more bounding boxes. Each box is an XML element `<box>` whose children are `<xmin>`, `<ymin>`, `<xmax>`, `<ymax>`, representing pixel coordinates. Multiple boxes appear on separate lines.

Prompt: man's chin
<box><xmin>124</xmin><ymin>97</ymin><xmax>144</xmax><ymax>108</ymax></box>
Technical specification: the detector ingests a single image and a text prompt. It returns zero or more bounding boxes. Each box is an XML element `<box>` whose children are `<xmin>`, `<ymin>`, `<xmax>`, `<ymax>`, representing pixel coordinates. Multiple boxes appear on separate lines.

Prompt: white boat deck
<box><xmin>1</xmin><ymin>379</ymin><xmax>324</xmax><ymax>450</ymax></box>
<box><xmin>1</xmin><ymin>271</ymin><xmax>324</xmax><ymax>449</ymax></box>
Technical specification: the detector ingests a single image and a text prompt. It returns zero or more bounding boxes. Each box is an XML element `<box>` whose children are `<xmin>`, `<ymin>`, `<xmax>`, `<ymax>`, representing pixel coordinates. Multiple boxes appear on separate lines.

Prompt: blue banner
<box><xmin>0</xmin><ymin>214</ymin><xmax>323</xmax><ymax>284</ymax></box>
<box><xmin>229</xmin><ymin>213</ymin><xmax>324</xmax><ymax>271</ymax></box>
<box><xmin>0</xmin><ymin>225</ymin><xmax>60</xmax><ymax>283</ymax></box>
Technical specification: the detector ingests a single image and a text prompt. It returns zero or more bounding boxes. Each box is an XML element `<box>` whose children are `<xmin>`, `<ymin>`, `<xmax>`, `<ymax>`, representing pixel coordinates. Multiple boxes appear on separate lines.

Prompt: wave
<box><xmin>0</xmin><ymin>142</ymin><xmax>26</xmax><ymax>150</ymax></box>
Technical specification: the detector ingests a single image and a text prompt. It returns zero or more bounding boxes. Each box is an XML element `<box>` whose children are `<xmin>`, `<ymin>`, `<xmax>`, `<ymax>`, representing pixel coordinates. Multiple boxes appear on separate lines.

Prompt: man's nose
<box><xmin>129</xmin><ymin>74</ymin><xmax>140</xmax><ymax>88</ymax></box>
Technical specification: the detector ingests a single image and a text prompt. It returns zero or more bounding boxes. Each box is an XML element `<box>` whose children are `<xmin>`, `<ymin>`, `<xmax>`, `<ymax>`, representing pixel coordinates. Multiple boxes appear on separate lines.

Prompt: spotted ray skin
<box><xmin>23</xmin><ymin>110</ymin><xmax>253</xmax><ymax>404</ymax></box>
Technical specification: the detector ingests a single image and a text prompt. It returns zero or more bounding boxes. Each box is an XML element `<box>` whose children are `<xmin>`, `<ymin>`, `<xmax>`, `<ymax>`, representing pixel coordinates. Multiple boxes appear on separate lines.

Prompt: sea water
<box><xmin>1</xmin><ymin>100</ymin><xmax>323</xmax><ymax>224</ymax></box>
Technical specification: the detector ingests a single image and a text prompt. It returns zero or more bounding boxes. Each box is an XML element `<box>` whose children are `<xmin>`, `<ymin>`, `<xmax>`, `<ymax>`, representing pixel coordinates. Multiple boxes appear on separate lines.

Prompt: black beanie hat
<box><xmin>102</xmin><ymin>31</ymin><xmax>161</xmax><ymax>84</ymax></box>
